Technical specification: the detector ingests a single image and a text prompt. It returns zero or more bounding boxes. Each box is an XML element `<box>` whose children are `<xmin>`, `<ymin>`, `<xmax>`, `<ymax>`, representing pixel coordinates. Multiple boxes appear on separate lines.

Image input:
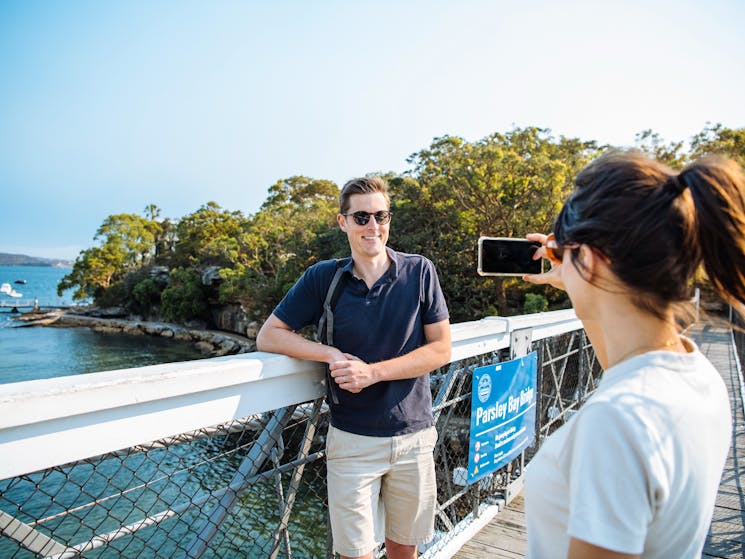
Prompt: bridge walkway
<box><xmin>451</xmin><ymin>323</ymin><xmax>745</xmax><ymax>559</ymax></box>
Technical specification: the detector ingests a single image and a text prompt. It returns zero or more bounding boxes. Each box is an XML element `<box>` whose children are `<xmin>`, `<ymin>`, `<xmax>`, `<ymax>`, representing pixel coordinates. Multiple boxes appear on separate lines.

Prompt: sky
<box><xmin>1</xmin><ymin>0</ymin><xmax>744</xmax><ymax>261</ymax></box>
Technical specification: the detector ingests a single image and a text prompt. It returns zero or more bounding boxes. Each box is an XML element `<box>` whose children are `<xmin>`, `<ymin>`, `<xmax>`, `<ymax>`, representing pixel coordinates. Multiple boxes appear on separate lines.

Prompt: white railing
<box><xmin>0</xmin><ymin>310</ymin><xmax>581</xmax><ymax>480</ymax></box>
<box><xmin>0</xmin><ymin>309</ymin><xmax>587</xmax><ymax>559</ymax></box>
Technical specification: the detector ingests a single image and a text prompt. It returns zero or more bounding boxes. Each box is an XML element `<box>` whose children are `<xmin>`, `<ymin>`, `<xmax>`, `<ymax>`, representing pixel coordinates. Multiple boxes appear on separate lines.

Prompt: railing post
<box><xmin>505</xmin><ymin>327</ymin><xmax>532</xmax><ymax>504</ymax></box>
<box><xmin>269</xmin><ymin>398</ymin><xmax>325</xmax><ymax>559</ymax></box>
<box><xmin>185</xmin><ymin>405</ymin><xmax>297</xmax><ymax>558</ymax></box>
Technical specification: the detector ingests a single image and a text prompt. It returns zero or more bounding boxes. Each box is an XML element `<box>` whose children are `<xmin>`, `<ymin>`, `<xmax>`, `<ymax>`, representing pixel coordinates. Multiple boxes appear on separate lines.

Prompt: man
<box><xmin>257</xmin><ymin>176</ymin><xmax>451</xmax><ymax>559</ymax></box>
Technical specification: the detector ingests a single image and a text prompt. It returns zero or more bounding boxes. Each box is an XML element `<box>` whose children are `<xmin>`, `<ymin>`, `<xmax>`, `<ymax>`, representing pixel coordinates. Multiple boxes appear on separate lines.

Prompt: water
<box><xmin>0</xmin><ymin>265</ymin><xmax>205</xmax><ymax>384</ymax></box>
<box><xmin>0</xmin><ymin>267</ymin><xmax>328</xmax><ymax>557</ymax></box>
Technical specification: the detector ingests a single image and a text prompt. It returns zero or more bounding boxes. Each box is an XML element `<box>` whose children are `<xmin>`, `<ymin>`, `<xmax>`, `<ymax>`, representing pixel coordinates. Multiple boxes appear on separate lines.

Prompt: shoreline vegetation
<box><xmin>34</xmin><ymin>125</ymin><xmax>745</xmax><ymax>333</ymax></box>
<box><xmin>0</xmin><ymin>253</ymin><xmax>72</xmax><ymax>268</ymax></box>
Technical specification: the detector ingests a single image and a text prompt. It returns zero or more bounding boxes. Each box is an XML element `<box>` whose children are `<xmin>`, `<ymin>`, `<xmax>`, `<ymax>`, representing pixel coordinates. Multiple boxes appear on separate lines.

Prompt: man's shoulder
<box><xmin>303</xmin><ymin>257</ymin><xmax>352</xmax><ymax>286</ymax></box>
<box><xmin>389</xmin><ymin>249</ymin><xmax>436</xmax><ymax>274</ymax></box>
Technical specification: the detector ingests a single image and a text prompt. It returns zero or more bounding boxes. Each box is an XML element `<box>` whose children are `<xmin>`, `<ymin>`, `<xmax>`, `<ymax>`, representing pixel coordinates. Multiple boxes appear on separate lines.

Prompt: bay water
<box><xmin>0</xmin><ymin>266</ymin><xmax>327</xmax><ymax>557</ymax></box>
<box><xmin>0</xmin><ymin>265</ymin><xmax>205</xmax><ymax>384</ymax></box>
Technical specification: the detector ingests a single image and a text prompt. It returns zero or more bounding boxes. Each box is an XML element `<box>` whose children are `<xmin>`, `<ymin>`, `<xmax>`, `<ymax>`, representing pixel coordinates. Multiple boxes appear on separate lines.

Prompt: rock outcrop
<box><xmin>57</xmin><ymin>313</ymin><xmax>255</xmax><ymax>357</ymax></box>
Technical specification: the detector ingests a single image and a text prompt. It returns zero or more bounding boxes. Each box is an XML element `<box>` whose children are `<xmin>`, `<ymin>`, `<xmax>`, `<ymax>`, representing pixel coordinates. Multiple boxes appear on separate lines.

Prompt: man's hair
<box><xmin>339</xmin><ymin>176</ymin><xmax>390</xmax><ymax>214</ymax></box>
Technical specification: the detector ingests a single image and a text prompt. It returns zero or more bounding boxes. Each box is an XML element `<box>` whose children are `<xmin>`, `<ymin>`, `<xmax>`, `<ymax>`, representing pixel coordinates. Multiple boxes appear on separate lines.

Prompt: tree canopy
<box><xmin>60</xmin><ymin>124</ymin><xmax>745</xmax><ymax>327</ymax></box>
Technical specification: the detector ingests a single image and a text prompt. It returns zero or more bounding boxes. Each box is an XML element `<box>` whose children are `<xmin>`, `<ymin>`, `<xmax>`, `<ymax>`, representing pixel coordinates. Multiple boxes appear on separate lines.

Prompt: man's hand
<box><xmin>522</xmin><ymin>233</ymin><xmax>566</xmax><ymax>291</ymax></box>
<box><xmin>329</xmin><ymin>357</ymin><xmax>376</xmax><ymax>394</ymax></box>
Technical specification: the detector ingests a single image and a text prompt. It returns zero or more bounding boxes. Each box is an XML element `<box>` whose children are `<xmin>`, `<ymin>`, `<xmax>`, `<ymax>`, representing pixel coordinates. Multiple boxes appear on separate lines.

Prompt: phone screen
<box><xmin>478</xmin><ymin>237</ymin><xmax>542</xmax><ymax>276</ymax></box>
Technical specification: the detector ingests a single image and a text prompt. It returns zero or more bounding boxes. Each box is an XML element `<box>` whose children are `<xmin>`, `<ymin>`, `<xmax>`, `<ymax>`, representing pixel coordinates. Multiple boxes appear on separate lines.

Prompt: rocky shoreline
<box><xmin>41</xmin><ymin>312</ymin><xmax>257</xmax><ymax>357</ymax></box>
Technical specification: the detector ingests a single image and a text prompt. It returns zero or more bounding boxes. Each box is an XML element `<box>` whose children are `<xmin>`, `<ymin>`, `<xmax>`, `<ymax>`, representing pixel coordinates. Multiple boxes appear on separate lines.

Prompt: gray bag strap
<box><xmin>320</xmin><ymin>266</ymin><xmax>346</xmax><ymax>346</ymax></box>
<box><xmin>316</xmin><ymin>259</ymin><xmax>349</xmax><ymax>405</ymax></box>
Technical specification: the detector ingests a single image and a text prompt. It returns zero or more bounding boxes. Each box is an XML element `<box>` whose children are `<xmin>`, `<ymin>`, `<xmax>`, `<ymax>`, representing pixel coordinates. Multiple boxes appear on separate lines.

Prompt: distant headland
<box><xmin>0</xmin><ymin>253</ymin><xmax>73</xmax><ymax>268</ymax></box>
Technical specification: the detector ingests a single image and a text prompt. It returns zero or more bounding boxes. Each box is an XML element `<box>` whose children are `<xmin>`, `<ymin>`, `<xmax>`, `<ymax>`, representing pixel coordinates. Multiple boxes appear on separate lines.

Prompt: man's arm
<box><xmin>329</xmin><ymin>319</ymin><xmax>452</xmax><ymax>394</ymax></box>
<box><xmin>256</xmin><ymin>313</ymin><xmax>348</xmax><ymax>364</ymax></box>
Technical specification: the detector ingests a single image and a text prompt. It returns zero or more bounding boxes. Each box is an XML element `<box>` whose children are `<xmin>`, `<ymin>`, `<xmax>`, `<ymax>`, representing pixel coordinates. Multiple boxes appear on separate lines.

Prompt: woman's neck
<box><xmin>598</xmin><ymin>305</ymin><xmax>686</xmax><ymax>369</ymax></box>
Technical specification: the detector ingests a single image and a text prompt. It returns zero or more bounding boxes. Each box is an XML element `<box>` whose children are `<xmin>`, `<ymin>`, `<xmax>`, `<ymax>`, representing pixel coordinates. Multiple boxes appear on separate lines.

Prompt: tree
<box><xmin>396</xmin><ymin>127</ymin><xmax>599</xmax><ymax>318</ymax></box>
<box><xmin>219</xmin><ymin>176</ymin><xmax>340</xmax><ymax>318</ymax></box>
<box><xmin>634</xmin><ymin>129</ymin><xmax>686</xmax><ymax>169</ymax></box>
<box><xmin>170</xmin><ymin>202</ymin><xmax>247</xmax><ymax>268</ymax></box>
<box><xmin>689</xmin><ymin>123</ymin><xmax>745</xmax><ymax>166</ymax></box>
<box><xmin>58</xmin><ymin>211</ymin><xmax>160</xmax><ymax>300</ymax></box>
<box><xmin>160</xmin><ymin>267</ymin><xmax>210</xmax><ymax>323</ymax></box>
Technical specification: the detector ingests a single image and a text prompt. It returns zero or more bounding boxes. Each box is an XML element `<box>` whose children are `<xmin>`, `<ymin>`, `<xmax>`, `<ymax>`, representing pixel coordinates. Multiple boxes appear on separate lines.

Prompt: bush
<box><xmin>523</xmin><ymin>293</ymin><xmax>548</xmax><ymax>314</ymax></box>
<box><xmin>161</xmin><ymin>268</ymin><xmax>211</xmax><ymax>324</ymax></box>
<box><xmin>95</xmin><ymin>281</ymin><xmax>129</xmax><ymax>308</ymax></box>
<box><xmin>131</xmin><ymin>278</ymin><xmax>163</xmax><ymax>318</ymax></box>
<box><xmin>483</xmin><ymin>305</ymin><xmax>499</xmax><ymax>317</ymax></box>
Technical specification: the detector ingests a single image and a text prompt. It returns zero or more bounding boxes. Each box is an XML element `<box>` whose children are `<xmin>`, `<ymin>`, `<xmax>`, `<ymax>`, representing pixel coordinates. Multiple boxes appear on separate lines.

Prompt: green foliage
<box><xmin>58</xmin><ymin>246</ymin><xmax>126</xmax><ymax>300</ymax></box>
<box><xmin>483</xmin><ymin>305</ymin><xmax>499</xmax><ymax>317</ymax></box>
<box><xmin>170</xmin><ymin>202</ymin><xmax>246</xmax><ymax>268</ymax></box>
<box><xmin>523</xmin><ymin>293</ymin><xmax>548</xmax><ymax>314</ymax></box>
<box><xmin>219</xmin><ymin>176</ymin><xmax>341</xmax><ymax>319</ymax></box>
<box><xmin>689</xmin><ymin>123</ymin><xmax>745</xmax><ymax>166</ymax></box>
<box><xmin>58</xmin><ymin>208</ymin><xmax>163</xmax><ymax>301</ymax></box>
<box><xmin>394</xmin><ymin>127</ymin><xmax>599</xmax><ymax>319</ymax></box>
<box><xmin>131</xmin><ymin>278</ymin><xmax>163</xmax><ymax>318</ymax></box>
<box><xmin>160</xmin><ymin>268</ymin><xmax>210</xmax><ymax>324</ymax></box>
<box><xmin>59</xmin><ymin>124</ymin><xmax>745</xmax><ymax>326</ymax></box>
<box><xmin>634</xmin><ymin>129</ymin><xmax>686</xmax><ymax>169</ymax></box>
<box><xmin>95</xmin><ymin>280</ymin><xmax>129</xmax><ymax>308</ymax></box>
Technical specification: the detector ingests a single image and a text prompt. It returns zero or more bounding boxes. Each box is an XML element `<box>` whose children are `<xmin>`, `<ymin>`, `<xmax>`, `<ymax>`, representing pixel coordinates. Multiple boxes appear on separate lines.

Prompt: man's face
<box><xmin>337</xmin><ymin>192</ymin><xmax>390</xmax><ymax>259</ymax></box>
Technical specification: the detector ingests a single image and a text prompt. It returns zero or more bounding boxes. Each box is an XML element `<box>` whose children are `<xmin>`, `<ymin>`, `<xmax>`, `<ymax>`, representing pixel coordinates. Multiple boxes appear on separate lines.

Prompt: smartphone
<box><xmin>477</xmin><ymin>237</ymin><xmax>542</xmax><ymax>276</ymax></box>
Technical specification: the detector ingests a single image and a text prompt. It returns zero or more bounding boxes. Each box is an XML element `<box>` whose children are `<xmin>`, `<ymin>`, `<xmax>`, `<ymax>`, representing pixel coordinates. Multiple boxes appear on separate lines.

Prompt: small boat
<box><xmin>13</xmin><ymin>311</ymin><xmax>61</xmax><ymax>327</ymax></box>
<box><xmin>14</xmin><ymin>279</ymin><xmax>27</xmax><ymax>285</ymax></box>
<box><xmin>8</xmin><ymin>289</ymin><xmax>22</xmax><ymax>298</ymax></box>
<box><xmin>0</xmin><ymin>283</ymin><xmax>10</xmax><ymax>295</ymax></box>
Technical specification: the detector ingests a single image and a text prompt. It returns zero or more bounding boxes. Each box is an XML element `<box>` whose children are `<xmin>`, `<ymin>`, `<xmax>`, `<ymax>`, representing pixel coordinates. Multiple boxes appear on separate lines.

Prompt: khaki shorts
<box><xmin>326</xmin><ymin>424</ymin><xmax>438</xmax><ymax>557</ymax></box>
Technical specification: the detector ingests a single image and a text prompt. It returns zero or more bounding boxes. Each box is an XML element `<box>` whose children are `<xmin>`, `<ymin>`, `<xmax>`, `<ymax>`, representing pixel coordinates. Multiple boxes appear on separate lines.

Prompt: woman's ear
<box><xmin>578</xmin><ymin>244</ymin><xmax>598</xmax><ymax>279</ymax></box>
<box><xmin>578</xmin><ymin>244</ymin><xmax>614</xmax><ymax>285</ymax></box>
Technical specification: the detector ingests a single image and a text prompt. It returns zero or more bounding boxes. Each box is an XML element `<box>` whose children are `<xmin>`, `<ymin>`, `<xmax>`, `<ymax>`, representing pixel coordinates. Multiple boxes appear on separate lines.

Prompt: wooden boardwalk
<box><xmin>699</xmin><ymin>324</ymin><xmax>745</xmax><ymax>558</ymax></box>
<box><xmin>452</xmin><ymin>324</ymin><xmax>745</xmax><ymax>558</ymax></box>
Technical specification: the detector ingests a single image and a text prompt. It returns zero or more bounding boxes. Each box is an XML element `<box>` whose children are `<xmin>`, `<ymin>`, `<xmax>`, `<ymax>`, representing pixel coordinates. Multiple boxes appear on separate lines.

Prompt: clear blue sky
<box><xmin>1</xmin><ymin>0</ymin><xmax>743</xmax><ymax>260</ymax></box>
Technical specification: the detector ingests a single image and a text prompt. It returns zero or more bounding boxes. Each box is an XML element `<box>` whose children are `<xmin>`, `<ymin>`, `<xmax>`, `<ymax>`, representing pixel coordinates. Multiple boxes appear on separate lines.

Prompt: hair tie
<box><xmin>664</xmin><ymin>174</ymin><xmax>688</xmax><ymax>197</ymax></box>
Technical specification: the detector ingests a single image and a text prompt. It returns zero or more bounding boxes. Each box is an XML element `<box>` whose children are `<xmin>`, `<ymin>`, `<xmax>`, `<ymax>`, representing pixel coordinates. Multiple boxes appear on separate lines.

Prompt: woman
<box><xmin>522</xmin><ymin>150</ymin><xmax>741</xmax><ymax>558</ymax></box>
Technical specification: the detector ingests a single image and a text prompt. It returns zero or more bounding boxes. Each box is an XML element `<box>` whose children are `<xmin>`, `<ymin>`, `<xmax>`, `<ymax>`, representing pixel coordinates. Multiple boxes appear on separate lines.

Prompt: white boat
<box><xmin>1</xmin><ymin>284</ymin><xmax>22</xmax><ymax>297</ymax></box>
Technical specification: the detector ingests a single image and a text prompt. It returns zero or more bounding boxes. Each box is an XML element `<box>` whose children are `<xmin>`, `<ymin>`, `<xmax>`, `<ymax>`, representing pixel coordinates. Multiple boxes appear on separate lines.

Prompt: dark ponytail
<box><xmin>555</xmin><ymin>150</ymin><xmax>745</xmax><ymax>319</ymax></box>
<box><xmin>680</xmin><ymin>156</ymin><xmax>745</xmax><ymax>315</ymax></box>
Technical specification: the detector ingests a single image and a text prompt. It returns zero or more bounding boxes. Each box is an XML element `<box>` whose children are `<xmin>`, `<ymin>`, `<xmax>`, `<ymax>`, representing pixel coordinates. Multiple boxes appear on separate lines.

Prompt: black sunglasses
<box><xmin>342</xmin><ymin>210</ymin><xmax>392</xmax><ymax>226</ymax></box>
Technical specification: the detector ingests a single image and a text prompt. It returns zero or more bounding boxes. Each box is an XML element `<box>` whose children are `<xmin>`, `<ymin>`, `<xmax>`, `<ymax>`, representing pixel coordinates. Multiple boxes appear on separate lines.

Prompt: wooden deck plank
<box><xmin>696</xmin><ymin>324</ymin><xmax>745</xmax><ymax>559</ymax></box>
<box><xmin>449</xmin><ymin>324</ymin><xmax>745</xmax><ymax>559</ymax></box>
<box><xmin>451</xmin><ymin>496</ymin><xmax>526</xmax><ymax>559</ymax></box>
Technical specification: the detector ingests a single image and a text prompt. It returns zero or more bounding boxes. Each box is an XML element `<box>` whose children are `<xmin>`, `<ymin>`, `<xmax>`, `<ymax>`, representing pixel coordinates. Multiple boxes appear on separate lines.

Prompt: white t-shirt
<box><xmin>525</xmin><ymin>340</ymin><xmax>731</xmax><ymax>558</ymax></box>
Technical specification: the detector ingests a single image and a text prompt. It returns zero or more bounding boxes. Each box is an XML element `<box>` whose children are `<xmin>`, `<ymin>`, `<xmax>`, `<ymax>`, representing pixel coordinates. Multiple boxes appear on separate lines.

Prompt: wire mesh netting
<box><xmin>0</xmin><ymin>329</ymin><xmax>600</xmax><ymax>558</ymax></box>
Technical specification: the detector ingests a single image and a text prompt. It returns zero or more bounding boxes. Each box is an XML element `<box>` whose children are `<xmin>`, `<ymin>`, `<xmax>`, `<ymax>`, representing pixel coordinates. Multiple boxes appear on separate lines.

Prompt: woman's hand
<box><xmin>523</xmin><ymin>233</ymin><xmax>566</xmax><ymax>291</ymax></box>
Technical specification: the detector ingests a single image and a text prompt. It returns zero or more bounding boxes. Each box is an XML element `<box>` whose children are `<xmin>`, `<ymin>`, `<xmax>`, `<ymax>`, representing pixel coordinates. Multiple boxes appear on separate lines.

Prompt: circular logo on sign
<box><xmin>477</xmin><ymin>374</ymin><xmax>492</xmax><ymax>403</ymax></box>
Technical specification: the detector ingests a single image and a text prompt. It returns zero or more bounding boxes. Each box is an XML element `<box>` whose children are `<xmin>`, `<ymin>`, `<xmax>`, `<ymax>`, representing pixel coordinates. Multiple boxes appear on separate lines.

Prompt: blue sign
<box><xmin>468</xmin><ymin>352</ymin><xmax>538</xmax><ymax>484</ymax></box>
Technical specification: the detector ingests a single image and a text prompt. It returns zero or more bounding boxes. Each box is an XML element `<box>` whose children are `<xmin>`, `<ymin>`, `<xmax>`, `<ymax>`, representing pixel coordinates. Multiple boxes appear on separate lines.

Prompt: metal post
<box><xmin>186</xmin><ymin>405</ymin><xmax>297</xmax><ymax>558</ymax></box>
<box><xmin>269</xmin><ymin>398</ymin><xmax>325</xmax><ymax>559</ymax></box>
<box><xmin>577</xmin><ymin>330</ymin><xmax>587</xmax><ymax>404</ymax></box>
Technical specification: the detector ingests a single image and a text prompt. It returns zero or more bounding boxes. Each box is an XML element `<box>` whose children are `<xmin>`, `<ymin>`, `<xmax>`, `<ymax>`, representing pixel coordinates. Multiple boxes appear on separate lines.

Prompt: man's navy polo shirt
<box><xmin>272</xmin><ymin>247</ymin><xmax>450</xmax><ymax>437</ymax></box>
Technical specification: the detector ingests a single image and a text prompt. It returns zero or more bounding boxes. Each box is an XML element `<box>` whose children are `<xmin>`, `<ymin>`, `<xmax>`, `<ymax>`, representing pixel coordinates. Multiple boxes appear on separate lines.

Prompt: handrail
<box><xmin>0</xmin><ymin>309</ymin><xmax>579</xmax><ymax>481</ymax></box>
